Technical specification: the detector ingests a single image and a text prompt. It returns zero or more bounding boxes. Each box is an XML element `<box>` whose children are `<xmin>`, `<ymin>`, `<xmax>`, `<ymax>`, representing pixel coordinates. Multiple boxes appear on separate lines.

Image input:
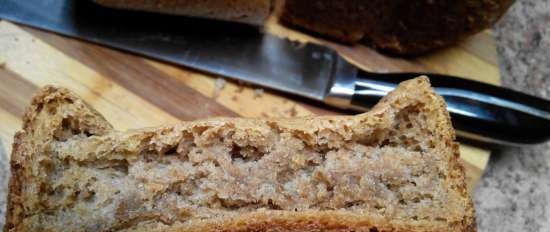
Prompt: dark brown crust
<box><xmin>280</xmin><ymin>0</ymin><xmax>514</xmax><ymax>55</ymax></box>
<box><xmin>94</xmin><ymin>0</ymin><xmax>273</xmax><ymax>25</ymax></box>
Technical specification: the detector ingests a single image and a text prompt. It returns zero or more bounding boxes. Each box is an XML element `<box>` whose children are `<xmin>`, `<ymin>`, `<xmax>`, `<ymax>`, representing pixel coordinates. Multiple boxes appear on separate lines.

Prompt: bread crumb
<box><xmin>231</xmin><ymin>95</ymin><xmax>239</xmax><ymax>101</ymax></box>
<box><xmin>213</xmin><ymin>78</ymin><xmax>226</xmax><ymax>98</ymax></box>
<box><xmin>260</xmin><ymin>112</ymin><xmax>269</xmax><ymax>118</ymax></box>
<box><xmin>254</xmin><ymin>88</ymin><xmax>264</xmax><ymax>99</ymax></box>
<box><xmin>235</xmin><ymin>86</ymin><xmax>244</xmax><ymax>93</ymax></box>
<box><xmin>288</xmin><ymin>106</ymin><xmax>298</xmax><ymax>117</ymax></box>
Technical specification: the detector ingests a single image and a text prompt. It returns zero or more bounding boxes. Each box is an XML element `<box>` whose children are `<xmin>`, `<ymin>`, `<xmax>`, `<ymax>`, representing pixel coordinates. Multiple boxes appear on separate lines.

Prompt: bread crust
<box><xmin>280</xmin><ymin>0</ymin><xmax>513</xmax><ymax>55</ymax></box>
<box><xmin>166</xmin><ymin>210</ymin><xmax>476</xmax><ymax>232</ymax></box>
<box><xmin>5</xmin><ymin>86</ymin><xmax>113</xmax><ymax>232</ymax></box>
<box><xmin>94</xmin><ymin>0</ymin><xmax>273</xmax><ymax>25</ymax></box>
<box><xmin>4</xmin><ymin>77</ymin><xmax>476</xmax><ymax>232</ymax></box>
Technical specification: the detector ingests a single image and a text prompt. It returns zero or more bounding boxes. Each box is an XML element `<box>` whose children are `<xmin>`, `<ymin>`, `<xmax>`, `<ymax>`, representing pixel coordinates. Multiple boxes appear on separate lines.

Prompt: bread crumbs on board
<box><xmin>213</xmin><ymin>78</ymin><xmax>226</xmax><ymax>98</ymax></box>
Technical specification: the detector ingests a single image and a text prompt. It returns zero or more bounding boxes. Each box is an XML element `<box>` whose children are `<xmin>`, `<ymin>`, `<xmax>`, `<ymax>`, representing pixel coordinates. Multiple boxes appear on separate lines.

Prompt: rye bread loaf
<box><xmin>280</xmin><ymin>0</ymin><xmax>514</xmax><ymax>54</ymax></box>
<box><xmin>4</xmin><ymin>77</ymin><xmax>476</xmax><ymax>231</ymax></box>
<box><xmin>93</xmin><ymin>0</ymin><xmax>512</xmax><ymax>55</ymax></box>
<box><xmin>94</xmin><ymin>0</ymin><xmax>273</xmax><ymax>25</ymax></box>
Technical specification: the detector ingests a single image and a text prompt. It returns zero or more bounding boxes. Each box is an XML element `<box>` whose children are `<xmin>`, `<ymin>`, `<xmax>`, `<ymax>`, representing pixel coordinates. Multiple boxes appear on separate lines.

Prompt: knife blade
<box><xmin>0</xmin><ymin>0</ymin><xmax>340</xmax><ymax>101</ymax></box>
<box><xmin>1</xmin><ymin>0</ymin><xmax>550</xmax><ymax>146</ymax></box>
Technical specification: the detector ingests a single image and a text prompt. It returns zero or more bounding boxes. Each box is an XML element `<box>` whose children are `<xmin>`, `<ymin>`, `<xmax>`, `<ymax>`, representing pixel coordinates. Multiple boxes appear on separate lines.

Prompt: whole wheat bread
<box><xmin>94</xmin><ymin>0</ymin><xmax>273</xmax><ymax>25</ymax></box>
<box><xmin>280</xmin><ymin>0</ymin><xmax>513</xmax><ymax>55</ymax></box>
<box><xmin>4</xmin><ymin>77</ymin><xmax>475</xmax><ymax>231</ymax></box>
<box><xmin>93</xmin><ymin>0</ymin><xmax>512</xmax><ymax>55</ymax></box>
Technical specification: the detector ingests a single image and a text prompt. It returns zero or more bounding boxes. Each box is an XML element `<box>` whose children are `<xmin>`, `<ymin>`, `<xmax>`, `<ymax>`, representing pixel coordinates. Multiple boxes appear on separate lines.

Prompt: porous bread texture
<box><xmin>4</xmin><ymin>77</ymin><xmax>476</xmax><ymax>232</ymax></box>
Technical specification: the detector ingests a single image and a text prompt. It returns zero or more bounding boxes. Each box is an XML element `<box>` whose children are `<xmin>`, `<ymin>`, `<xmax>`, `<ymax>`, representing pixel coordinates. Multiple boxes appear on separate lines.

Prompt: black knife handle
<box><xmin>350</xmin><ymin>70</ymin><xmax>550</xmax><ymax>145</ymax></box>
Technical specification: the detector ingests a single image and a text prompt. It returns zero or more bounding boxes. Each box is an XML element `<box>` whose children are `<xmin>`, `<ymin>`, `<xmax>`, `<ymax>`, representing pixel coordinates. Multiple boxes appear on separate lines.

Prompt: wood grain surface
<box><xmin>0</xmin><ymin>20</ymin><xmax>499</xmax><ymax>192</ymax></box>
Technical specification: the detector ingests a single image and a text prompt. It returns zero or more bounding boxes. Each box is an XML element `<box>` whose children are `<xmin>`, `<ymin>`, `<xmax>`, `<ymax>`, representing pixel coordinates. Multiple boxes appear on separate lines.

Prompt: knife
<box><xmin>1</xmin><ymin>0</ymin><xmax>549</xmax><ymax>146</ymax></box>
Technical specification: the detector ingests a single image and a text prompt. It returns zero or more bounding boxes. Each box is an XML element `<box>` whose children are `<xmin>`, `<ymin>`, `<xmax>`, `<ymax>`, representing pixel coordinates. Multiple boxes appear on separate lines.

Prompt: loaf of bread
<box><xmin>5</xmin><ymin>77</ymin><xmax>476</xmax><ymax>231</ymax></box>
<box><xmin>94</xmin><ymin>0</ymin><xmax>273</xmax><ymax>25</ymax></box>
<box><xmin>280</xmin><ymin>0</ymin><xmax>514</xmax><ymax>54</ymax></box>
<box><xmin>93</xmin><ymin>0</ymin><xmax>512</xmax><ymax>55</ymax></box>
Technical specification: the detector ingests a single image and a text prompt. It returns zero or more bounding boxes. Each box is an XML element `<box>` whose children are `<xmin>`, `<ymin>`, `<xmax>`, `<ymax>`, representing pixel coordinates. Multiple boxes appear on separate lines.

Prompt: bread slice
<box><xmin>93</xmin><ymin>0</ymin><xmax>273</xmax><ymax>25</ymax></box>
<box><xmin>4</xmin><ymin>77</ymin><xmax>475</xmax><ymax>232</ymax></box>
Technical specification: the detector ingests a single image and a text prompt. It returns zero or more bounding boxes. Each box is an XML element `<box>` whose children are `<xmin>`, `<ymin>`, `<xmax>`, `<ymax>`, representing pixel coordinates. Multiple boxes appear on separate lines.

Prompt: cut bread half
<box><xmin>93</xmin><ymin>0</ymin><xmax>273</xmax><ymax>25</ymax></box>
<box><xmin>5</xmin><ymin>77</ymin><xmax>476</xmax><ymax>232</ymax></box>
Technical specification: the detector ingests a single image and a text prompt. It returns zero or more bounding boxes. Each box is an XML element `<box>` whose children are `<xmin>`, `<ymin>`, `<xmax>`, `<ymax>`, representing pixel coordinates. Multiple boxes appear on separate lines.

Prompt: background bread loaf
<box><xmin>280</xmin><ymin>0</ymin><xmax>514</xmax><ymax>55</ymax></box>
<box><xmin>94</xmin><ymin>0</ymin><xmax>273</xmax><ymax>25</ymax></box>
<box><xmin>94</xmin><ymin>0</ymin><xmax>513</xmax><ymax>55</ymax></box>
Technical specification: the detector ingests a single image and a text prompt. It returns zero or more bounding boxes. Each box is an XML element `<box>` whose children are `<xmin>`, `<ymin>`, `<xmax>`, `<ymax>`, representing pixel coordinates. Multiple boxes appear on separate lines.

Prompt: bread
<box><xmin>280</xmin><ymin>0</ymin><xmax>514</xmax><ymax>55</ymax></box>
<box><xmin>4</xmin><ymin>77</ymin><xmax>476</xmax><ymax>232</ymax></box>
<box><xmin>93</xmin><ymin>0</ymin><xmax>512</xmax><ymax>55</ymax></box>
<box><xmin>93</xmin><ymin>0</ymin><xmax>273</xmax><ymax>25</ymax></box>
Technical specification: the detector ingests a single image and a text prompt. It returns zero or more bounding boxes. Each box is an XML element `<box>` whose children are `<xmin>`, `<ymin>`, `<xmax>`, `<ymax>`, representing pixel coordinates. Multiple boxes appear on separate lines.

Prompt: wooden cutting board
<box><xmin>0</xmin><ymin>20</ymin><xmax>498</xmax><ymax>192</ymax></box>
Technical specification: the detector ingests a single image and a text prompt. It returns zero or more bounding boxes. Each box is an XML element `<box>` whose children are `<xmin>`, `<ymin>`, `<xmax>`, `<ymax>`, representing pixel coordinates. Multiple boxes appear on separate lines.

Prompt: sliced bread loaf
<box><xmin>94</xmin><ymin>0</ymin><xmax>273</xmax><ymax>25</ymax></box>
<box><xmin>280</xmin><ymin>0</ymin><xmax>513</xmax><ymax>55</ymax></box>
<box><xmin>5</xmin><ymin>77</ymin><xmax>475</xmax><ymax>231</ymax></box>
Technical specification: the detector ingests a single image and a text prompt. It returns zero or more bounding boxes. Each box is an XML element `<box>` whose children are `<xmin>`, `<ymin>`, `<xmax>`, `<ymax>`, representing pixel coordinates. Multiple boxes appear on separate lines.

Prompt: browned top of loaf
<box><xmin>94</xmin><ymin>0</ymin><xmax>273</xmax><ymax>25</ymax></box>
<box><xmin>5</xmin><ymin>77</ymin><xmax>475</xmax><ymax>232</ymax></box>
<box><xmin>280</xmin><ymin>0</ymin><xmax>513</xmax><ymax>55</ymax></box>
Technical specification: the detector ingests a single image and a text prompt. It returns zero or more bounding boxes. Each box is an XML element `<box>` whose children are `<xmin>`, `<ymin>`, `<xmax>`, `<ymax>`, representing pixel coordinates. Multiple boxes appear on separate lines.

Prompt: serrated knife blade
<box><xmin>0</xmin><ymin>0</ymin><xmax>351</xmax><ymax>102</ymax></box>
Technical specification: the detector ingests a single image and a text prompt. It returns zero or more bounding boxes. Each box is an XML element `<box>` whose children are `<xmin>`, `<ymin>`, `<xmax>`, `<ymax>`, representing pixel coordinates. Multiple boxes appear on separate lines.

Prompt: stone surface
<box><xmin>474</xmin><ymin>0</ymin><xmax>550</xmax><ymax>231</ymax></box>
<box><xmin>0</xmin><ymin>141</ymin><xmax>8</xmax><ymax>229</ymax></box>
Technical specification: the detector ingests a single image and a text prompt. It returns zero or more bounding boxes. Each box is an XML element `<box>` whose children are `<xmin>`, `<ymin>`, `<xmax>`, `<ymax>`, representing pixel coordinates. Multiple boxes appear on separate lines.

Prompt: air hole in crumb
<box><xmin>230</xmin><ymin>144</ymin><xmax>263</xmax><ymax>162</ymax></box>
<box><xmin>163</xmin><ymin>146</ymin><xmax>178</xmax><ymax>156</ymax></box>
<box><xmin>370</xmin><ymin>227</ymin><xmax>379</xmax><ymax>232</ymax></box>
<box><xmin>48</xmin><ymin>106</ymin><xmax>57</xmax><ymax>114</ymax></box>
<box><xmin>267</xmin><ymin>199</ymin><xmax>282</xmax><ymax>210</ymax></box>
<box><xmin>219</xmin><ymin>198</ymin><xmax>249</xmax><ymax>210</ymax></box>
<box><xmin>54</xmin><ymin>117</ymin><xmax>93</xmax><ymax>141</ymax></box>
<box><xmin>35</xmin><ymin>103</ymin><xmax>44</xmax><ymax>114</ymax></box>
<box><xmin>345</xmin><ymin>200</ymin><xmax>364</xmax><ymax>208</ymax></box>
<box><xmin>385</xmin><ymin>183</ymin><xmax>399</xmax><ymax>191</ymax></box>
<box><xmin>112</xmin><ymin>160</ymin><xmax>129</xmax><ymax>175</ymax></box>
<box><xmin>83</xmin><ymin>130</ymin><xmax>93</xmax><ymax>137</ymax></box>
<box><xmin>84</xmin><ymin>191</ymin><xmax>96</xmax><ymax>201</ymax></box>
<box><xmin>192</xmin><ymin>126</ymin><xmax>209</xmax><ymax>136</ymax></box>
